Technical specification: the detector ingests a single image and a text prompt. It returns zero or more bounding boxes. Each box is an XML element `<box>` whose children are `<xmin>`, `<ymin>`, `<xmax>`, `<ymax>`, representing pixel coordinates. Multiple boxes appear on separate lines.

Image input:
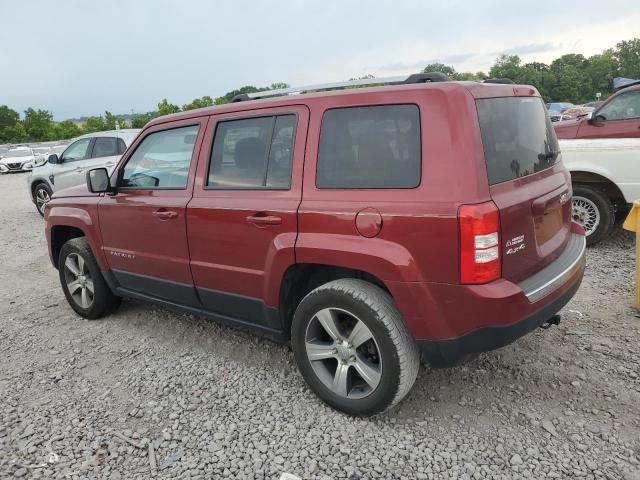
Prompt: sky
<box><xmin>1</xmin><ymin>0</ymin><xmax>639</xmax><ymax>120</ymax></box>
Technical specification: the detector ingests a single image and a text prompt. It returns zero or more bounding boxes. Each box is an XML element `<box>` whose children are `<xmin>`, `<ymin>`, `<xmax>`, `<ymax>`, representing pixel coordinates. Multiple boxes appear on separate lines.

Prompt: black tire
<box><xmin>58</xmin><ymin>237</ymin><xmax>121</xmax><ymax>319</ymax></box>
<box><xmin>291</xmin><ymin>279</ymin><xmax>419</xmax><ymax>416</ymax></box>
<box><xmin>33</xmin><ymin>183</ymin><xmax>52</xmax><ymax>217</ymax></box>
<box><xmin>572</xmin><ymin>185</ymin><xmax>614</xmax><ymax>246</ymax></box>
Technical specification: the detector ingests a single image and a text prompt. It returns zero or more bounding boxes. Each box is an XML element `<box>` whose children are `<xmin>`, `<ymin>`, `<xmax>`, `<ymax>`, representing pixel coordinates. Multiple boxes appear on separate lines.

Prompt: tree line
<box><xmin>1</xmin><ymin>38</ymin><xmax>638</xmax><ymax>145</ymax></box>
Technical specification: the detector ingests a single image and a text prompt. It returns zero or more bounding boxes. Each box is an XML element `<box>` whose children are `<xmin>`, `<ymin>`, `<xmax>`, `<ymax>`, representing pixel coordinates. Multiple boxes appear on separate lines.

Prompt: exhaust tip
<box><xmin>540</xmin><ymin>314</ymin><xmax>561</xmax><ymax>330</ymax></box>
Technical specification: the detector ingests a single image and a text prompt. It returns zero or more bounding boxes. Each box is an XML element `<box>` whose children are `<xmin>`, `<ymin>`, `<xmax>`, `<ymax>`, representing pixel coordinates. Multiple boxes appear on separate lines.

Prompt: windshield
<box><xmin>6</xmin><ymin>149</ymin><xmax>32</xmax><ymax>158</ymax></box>
<box><xmin>476</xmin><ymin>97</ymin><xmax>559</xmax><ymax>185</ymax></box>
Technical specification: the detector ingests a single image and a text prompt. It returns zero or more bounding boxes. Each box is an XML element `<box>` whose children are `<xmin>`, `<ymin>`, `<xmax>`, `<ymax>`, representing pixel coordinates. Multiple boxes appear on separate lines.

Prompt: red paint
<box><xmin>45</xmin><ymin>80</ymin><xmax>584</xmax><ymax>343</ymax></box>
<box><xmin>555</xmin><ymin>84</ymin><xmax>640</xmax><ymax>139</ymax></box>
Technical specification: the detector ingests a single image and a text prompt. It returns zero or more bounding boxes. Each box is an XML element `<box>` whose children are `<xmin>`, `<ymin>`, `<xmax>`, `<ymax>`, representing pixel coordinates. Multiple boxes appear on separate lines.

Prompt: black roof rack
<box><xmin>229</xmin><ymin>72</ymin><xmax>451</xmax><ymax>102</ymax></box>
<box><xmin>483</xmin><ymin>78</ymin><xmax>514</xmax><ymax>84</ymax></box>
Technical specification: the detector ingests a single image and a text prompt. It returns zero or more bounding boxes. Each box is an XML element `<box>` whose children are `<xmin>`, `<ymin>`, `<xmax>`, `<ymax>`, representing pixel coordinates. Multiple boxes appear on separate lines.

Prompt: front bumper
<box><xmin>389</xmin><ymin>230</ymin><xmax>586</xmax><ymax>367</ymax></box>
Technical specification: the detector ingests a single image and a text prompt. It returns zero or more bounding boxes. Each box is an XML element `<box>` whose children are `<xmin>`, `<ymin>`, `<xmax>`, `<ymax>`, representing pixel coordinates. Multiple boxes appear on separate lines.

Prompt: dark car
<box><xmin>44</xmin><ymin>75</ymin><xmax>586</xmax><ymax>415</ymax></box>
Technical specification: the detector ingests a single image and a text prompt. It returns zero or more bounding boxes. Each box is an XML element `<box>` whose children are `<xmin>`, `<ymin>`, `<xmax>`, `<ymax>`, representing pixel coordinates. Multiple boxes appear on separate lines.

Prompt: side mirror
<box><xmin>87</xmin><ymin>168</ymin><xmax>110</xmax><ymax>193</ymax></box>
<box><xmin>588</xmin><ymin>113</ymin><xmax>606</xmax><ymax>125</ymax></box>
<box><xmin>48</xmin><ymin>154</ymin><xmax>60</xmax><ymax>164</ymax></box>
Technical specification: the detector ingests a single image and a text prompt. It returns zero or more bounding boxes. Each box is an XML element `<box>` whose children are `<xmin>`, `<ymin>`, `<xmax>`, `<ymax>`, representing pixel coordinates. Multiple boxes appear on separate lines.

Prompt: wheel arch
<box><xmin>570</xmin><ymin>170</ymin><xmax>627</xmax><ymax>205</ymax></box>
<box><xmin>278</xmin><ymin>263</ymin><xmax>392</xmax><ymax>339</ymax></box>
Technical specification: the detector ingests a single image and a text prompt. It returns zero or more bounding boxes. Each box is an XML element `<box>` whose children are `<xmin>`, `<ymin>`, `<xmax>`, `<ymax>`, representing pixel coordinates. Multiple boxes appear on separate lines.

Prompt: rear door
<box><xmin>98</xmin><ymin>118</ymin><xmax>207</xmax><ymax>305</ymax></box>
<box><xmin>88</xmin><ymin>136</ymin><xmax>122</xmax><ymax>172</ymax></box>
<box><xmin>476</xmin><ymin>96</ymin><xmax>572</xmax><ymax>283</ymax></box>
<box><xmin>576</xmin><ymin>89</ymin><xmax>640</xmax><ymax>139</ymax></box>
<box><xmin>187</xmin><ymin>106</ymin><xmax>308</xmax><ymax>329</ymax></box>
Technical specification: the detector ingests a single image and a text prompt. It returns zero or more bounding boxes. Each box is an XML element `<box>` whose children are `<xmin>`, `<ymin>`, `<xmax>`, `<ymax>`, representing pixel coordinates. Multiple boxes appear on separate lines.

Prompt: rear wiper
<box><xmin>539</xmin><ymin>150</ymin><xmax>558</xmax><ymax>161</ymax></box>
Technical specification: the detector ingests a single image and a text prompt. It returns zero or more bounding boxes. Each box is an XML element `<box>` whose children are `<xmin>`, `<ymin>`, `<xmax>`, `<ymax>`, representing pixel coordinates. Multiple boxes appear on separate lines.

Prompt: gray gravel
<box><xmin>1</xmin><ymin>171</ymin><xmax>639</xmax><ymax>480</ymax></box>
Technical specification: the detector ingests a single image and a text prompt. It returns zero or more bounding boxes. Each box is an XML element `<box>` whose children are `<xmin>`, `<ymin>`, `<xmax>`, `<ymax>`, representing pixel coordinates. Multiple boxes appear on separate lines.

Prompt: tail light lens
<box><xmin>459</xmin><ymin>201</ymin><xmax>501</xmax><ymax>284</ymax></box>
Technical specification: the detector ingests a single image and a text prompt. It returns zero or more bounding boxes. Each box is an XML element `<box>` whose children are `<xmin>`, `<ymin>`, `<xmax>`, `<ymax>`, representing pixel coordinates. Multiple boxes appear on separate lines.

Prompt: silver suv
<box><xmin>28</xmin><ymin>129</ymin><xmax>139</xmax><ymax>215</ymax></box>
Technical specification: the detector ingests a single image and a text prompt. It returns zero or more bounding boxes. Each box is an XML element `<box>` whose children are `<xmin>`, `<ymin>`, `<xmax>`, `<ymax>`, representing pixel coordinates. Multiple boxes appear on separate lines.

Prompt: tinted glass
<box><xmin>476</xmin><ymin>97</ymin><xmax>559</xmax><ymax>185</ymax></box>
<box><xmin>597</xmin><ymin>91</ymin><xmax>640</xmax><ymax>120</ymax></box>
<box><xmin>92</xmin><ymin>137</ymin><xmax>118</xmax><ymax>158</ymax></box>
<box><xmin>121</xmin><ymin>125</ymin><xmax>199</xmax><ymax>188</ymax></box>
<box><xmin>316</xmin><ymin>105</ymin><xmax>421</xmax><ymax>188</ymax></box>
<box><xmin>62</xmin><ymin>138</ymin><xmax>91</xmax><ymax>162</ymax></box>
<box><xmin>208</xmin><ymin>114</ymin><xmax>295</xmax><ymax>189</ymax></box>
<box><xmin>117</xmin><ymin>138</ymin><xmax>127</xmax><ymax>154</ymax></box>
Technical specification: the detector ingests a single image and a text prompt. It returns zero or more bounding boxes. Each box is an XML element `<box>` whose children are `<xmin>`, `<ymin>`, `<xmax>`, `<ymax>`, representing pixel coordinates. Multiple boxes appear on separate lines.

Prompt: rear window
<box><xmin>476</xmin><ymin>97</ymin><xmax>559</xmax><ymax>185</ymax></box>
<box><xmin>316</xmin><ymin>104</ymin><xmax>421</xmax><ymax>188</ymax></box>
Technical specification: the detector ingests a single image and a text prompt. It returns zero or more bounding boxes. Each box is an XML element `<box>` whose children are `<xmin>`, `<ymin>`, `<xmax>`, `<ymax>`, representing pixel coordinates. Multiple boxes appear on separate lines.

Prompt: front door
<box><xmin>98</xmin><ymin>118</ymin><xmax>208</xmax><ymax>306</ymax></box>
<box><xmin>53</xmin><ymin>137</ymin><xmax>94</xmax><ymax>191</ymax></box>
<box><xmin>187</xmin><ymin>106</ymin><xmax>309</xmax><ymax>329</ymax></box>
<box><xmin>578</xmin><ymin>89</ymin><xmax>640</xmax><ymax>138</ymax></box>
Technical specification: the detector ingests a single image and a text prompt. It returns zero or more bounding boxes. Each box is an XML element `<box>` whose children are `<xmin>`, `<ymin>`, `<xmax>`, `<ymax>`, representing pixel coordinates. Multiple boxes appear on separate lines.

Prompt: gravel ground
<box><xmin>1</xmin><ymin>171</ymin><xmax>639</xmax><ymax>480</ymax></box>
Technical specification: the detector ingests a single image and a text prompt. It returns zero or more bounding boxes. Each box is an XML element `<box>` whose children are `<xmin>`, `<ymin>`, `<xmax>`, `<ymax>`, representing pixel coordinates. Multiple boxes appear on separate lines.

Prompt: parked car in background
<box><xmin>548</xmin><ymin>110</ymin><xmax>562</xmax><ymax>122</ymax></box>
<box><xmin>555</xmin><ymin>83</ymin><xmax>640</xmax><ymax>139</ymax></box>
<box><xmin>583</xmin><ymin>101</ymin><xmax>603</xmax><ymax>109</ymax></box>
<box><xmin>44</xmin><ymin>75</ymin><xmax>585</xmax><ymax>415</ymax></box>
<box><xmin>28</xmin><ymin>129</ymin><xmax>139</xmax><ymax>215</ymax></box>
<box><xmin>0</xmin><ymin>147</ymin><xmax>37</xmax><ymax>173</ymax></box>
<box><xmin>560</xmin><ymin>106</ymin><xmax>595</xmax><ymax>121</ymax></box>
<box><xmin>547</xmin><ymin>102</ymin><xmax>574</xmax><ymax>113</ymax></box>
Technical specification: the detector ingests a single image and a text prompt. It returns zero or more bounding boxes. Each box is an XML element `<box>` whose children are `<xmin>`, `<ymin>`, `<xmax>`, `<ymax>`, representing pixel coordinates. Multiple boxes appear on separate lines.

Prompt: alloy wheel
<box><xmin>35</xmin><ymin>188</ymin><xmax>51</xmax><ymax>214</ymax></box>
<box><xmin>63</xmin><ymin>253</ymin><xmax>94</xmax><ymax>309</ymax></box>
<box><xmin>572</xmin><ymin>195</ymin><xmax>600</xmax><ymax>236</ymax></box>
<box><xmin>304</xmin><ymin>307</ymin><xmax>382</xmax><ymax>399</ymax></box>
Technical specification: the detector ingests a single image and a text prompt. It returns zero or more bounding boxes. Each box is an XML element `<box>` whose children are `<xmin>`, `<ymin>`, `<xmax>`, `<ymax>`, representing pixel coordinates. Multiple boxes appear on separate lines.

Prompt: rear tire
<box><xmin>291</xmin><ymin>279</ymin><xmax>419</xmax><ymax>416</ymax></box>
<box><xmin>59</xmin><ymin>238</ymin><xmax>121</xmax><ymax>319</ymax></box>
<box><xmin>572</xmin><ymin>185</ymin><xmax>614</xmax><ymax>246</ymax></box>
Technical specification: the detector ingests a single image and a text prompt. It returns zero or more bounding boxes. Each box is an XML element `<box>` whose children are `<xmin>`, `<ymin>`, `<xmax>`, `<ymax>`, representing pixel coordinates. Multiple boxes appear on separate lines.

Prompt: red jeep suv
<box><xmin>44</xmin><ymin>74</ymin><xmax>586</xmax><ymax>415</ymax></box>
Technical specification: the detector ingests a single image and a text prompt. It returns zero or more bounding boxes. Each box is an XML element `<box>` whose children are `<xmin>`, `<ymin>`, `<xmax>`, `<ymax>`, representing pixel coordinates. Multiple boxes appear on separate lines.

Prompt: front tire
<box><xmin>572</xmin><ymin>185</ymin><xmax>614</xmax><ymax>246</ymax></box>
<box><xmin>59</xmin><ymin>238</ymin><xmax>121</xmax><ymax>319</ymax></box>
<box><xmin>34</xmin><ymin>183</ymin><xmax>52</xmax><ymax>217</ymax></box>
<box><xmin>291</xmin><ymin>279</ymin><xmax>419</xmax><ymax>416</ymax></box>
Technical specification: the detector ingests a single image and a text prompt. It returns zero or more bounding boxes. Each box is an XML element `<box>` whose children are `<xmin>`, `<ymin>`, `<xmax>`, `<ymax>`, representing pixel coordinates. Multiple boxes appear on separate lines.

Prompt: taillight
<box><xmin>459</xmin><ymin>201</ymin><xmax>501</xmax><ymax>284</ymax></box>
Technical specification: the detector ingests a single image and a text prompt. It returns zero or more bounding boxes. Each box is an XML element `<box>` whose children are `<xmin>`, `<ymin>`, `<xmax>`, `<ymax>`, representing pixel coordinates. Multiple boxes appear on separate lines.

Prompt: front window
<box><xmin>62</xmin><ymin>139</ymin><xmax>92</xmax><ymax>162</ymax></box>
<box><xmin>121</xmin><ymin>125</ymin><xmax>199</xmax><ymax>189</ymax></box>
<box><xmin>476</xmin><ymin>97</ymin><xmax>559</xmax><ymax>185</ymax></box>
<box><xmin>596</xmin><ymin>91</ymin><xmax>640</xmax><ymax>120</ymax></box>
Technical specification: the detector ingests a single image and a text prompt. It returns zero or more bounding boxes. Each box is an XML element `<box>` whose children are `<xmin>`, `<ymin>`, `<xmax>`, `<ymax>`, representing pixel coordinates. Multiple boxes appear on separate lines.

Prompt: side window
<box><xmin>121</xmin><ymin>125</ymin><xmax>199</xmax><ymax>189</ymax></box>
<box><xmin>207</xmin><ymin>114</ymin><xmax>295</xmax><ymax>189</ymax></box>
<box><xmin>92</xmin><ymin>137</ymin><xmax>118</xmax><ymax>158</ymax></box>
<box><xmin>598</xmin><ymin>91</ymin><xmax>640</xmax><ymax>120</ymax></box>
<box><xmin>61</xmin><ymin>138</ymin><xmax>92</xmax><ymax>162</ymax></box>
<box><xmin>117</xmin><ymin>138</ymin><xmax>127</xmax><ymax>155</ymax></box>
<box><xmin>316</xmin><ymin>105</ymin><xmax>421</xmax><ymax>189</ymax></box>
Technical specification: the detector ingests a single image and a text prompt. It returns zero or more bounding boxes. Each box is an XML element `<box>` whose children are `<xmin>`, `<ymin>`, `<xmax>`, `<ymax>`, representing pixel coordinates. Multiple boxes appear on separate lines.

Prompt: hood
<box><xmin>553</xmin><ymin>119</ymin><xmax>581</xmax><ymax>139</ymax></box>
<box><xmin>52</xmin><ymin>183</ymin><xmax>97</xmax><ymax>199</ymax></box>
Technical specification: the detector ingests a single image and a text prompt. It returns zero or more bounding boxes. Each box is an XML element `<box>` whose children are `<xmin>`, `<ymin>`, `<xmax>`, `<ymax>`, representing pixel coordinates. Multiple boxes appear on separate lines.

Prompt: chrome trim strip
<box><xmin>246</xmin><ymin>76</ymin><xmax>407</xmax><ymax>99</ymax></box>
<box><xmin>524</xmin><ymin>236</ymin><xmax>586</xmax><ymax>302</ymax></box>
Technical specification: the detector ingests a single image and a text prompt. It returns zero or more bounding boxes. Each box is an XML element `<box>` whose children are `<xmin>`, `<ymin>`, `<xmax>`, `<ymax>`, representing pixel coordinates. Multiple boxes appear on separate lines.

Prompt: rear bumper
<box><xmin>388</xmin><ymin>229</ymin><xmax>586</xmax><ymax>366</ymax></box>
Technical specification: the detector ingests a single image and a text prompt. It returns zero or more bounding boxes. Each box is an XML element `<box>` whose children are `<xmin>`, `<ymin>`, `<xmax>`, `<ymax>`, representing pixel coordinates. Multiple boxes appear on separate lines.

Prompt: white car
<box><xmin>27</xmin><ymin>129</ymin><xmax>140</xmax><ymax>215</ymax></box>
<box><xmin>560</xmin><ymin>137</ymin><xmax>640</xmax><ymax>245</ymax></box>
<box><xmin>0</xmin><ymin>147</ymin><xmax>37</xmax><ymax>173</ymax></box>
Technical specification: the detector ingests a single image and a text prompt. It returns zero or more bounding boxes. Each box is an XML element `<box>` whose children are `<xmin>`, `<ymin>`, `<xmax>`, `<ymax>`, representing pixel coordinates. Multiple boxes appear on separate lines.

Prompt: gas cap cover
<box><xmin>355</xmin><ymin>208</ymin><xmax>383</xmax><ymax>238</ymax></box>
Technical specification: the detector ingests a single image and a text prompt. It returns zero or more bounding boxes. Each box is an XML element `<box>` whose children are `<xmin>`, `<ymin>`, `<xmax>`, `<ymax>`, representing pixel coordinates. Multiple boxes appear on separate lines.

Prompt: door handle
<box><xmin>152</xmin><ymin>209</ymin><xmax>178</xmax><ymax>220</ymax></box>
<box><xmin>246</xmin><ymin>214</ymin><xmax>282</xmax><ymax>226</ymax></box>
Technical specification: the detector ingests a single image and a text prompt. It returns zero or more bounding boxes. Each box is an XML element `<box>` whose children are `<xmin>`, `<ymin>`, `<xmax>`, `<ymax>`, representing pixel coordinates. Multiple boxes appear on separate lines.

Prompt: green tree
<box><xmin>586</xmin><ymin>50</ymin><xmax>619</xmax><ymax>99</ymax></box>
<box><xmin>157</xmin><ymin>99</ymin><xmax>181</xmax><ymax>116</ymax></box>
<box><xmin>614</xmin><ymin>38</ymin><xmax>640</xmax><ymax>79</ymax></box>
<box><xmin>50</xmin><ymin>120</ymin><xmax>82</xmax><ymax>140</ymax></box>
<box><xmin>423</xmin><ymin>63</ymin><xmax>457</xmax><ymax>78</ymax></box>
<box><xmin>23</xmin><ymin>108</ymin><xmax>53</xmax><ymax>141</ymax></box>
<box><xmin>2</xmin><ymin>122</ymin><xmax>28</xmax><ymax>143</ymax></box>
<box><xmin>83</xmin><ymin>116</ymin><xmax>107</xmax><ymax>133</ymax></box>
<box><xmin>489</xmin><ymin>54</ymin><xmax>524</xmax><ymax>82</ymax></box>
<box><xmin>131</xmin><ymin>113</ymin><xmax>153</xmax><ymax>128</ymax></box>
<box><xmin>104</xmin><ymin>111</ymin><xmax>118</xmax><ymax>130</ymax></box>
<box><xmin>182</xmin><ymin>96</ymin><xmax>214</xmax><ymax>111</ymax></box>
<box><xmin>0</xmin><ymin>105</ymin><xmax>20</xmax><ymax>131</ymax></box>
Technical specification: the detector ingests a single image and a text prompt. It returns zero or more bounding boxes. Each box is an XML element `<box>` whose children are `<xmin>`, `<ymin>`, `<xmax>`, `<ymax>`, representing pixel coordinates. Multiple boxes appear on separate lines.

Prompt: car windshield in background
<box><xmin>476</xmin><ymin>97</ymin><xmax>559</xmax><ymax>185</ymax></box>
<box><xmin>6</xmin><ymin>150</ymin><xmax>32</xmax><ymax>158</ymax></box>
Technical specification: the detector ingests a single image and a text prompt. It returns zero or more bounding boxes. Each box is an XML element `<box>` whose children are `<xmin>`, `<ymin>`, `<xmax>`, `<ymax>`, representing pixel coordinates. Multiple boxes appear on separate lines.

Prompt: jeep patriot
<box><xmin>44</xmin><ymin>74</ymin><xmax>586</xmax><ymax>415</ymax></box>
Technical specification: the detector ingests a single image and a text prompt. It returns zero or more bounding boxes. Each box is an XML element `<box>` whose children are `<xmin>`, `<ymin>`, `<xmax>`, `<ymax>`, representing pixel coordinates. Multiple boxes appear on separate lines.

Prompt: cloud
<box><xmin>502</xmin><ymin>42</ymin><xmax>559</xmax><ymax>56</ymax></box>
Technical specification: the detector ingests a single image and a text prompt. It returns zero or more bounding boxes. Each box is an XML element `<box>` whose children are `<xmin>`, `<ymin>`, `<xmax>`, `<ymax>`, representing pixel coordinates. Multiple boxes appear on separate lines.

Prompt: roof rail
<box><xmin>483</xmin><ymin>78</ymin><xmax>514</xmax><ymax>84</ymax></box>
<box><xmin>230</xmin><ymin>72</ymin><xmax>452</xmax><ymax>102</ymax></box>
